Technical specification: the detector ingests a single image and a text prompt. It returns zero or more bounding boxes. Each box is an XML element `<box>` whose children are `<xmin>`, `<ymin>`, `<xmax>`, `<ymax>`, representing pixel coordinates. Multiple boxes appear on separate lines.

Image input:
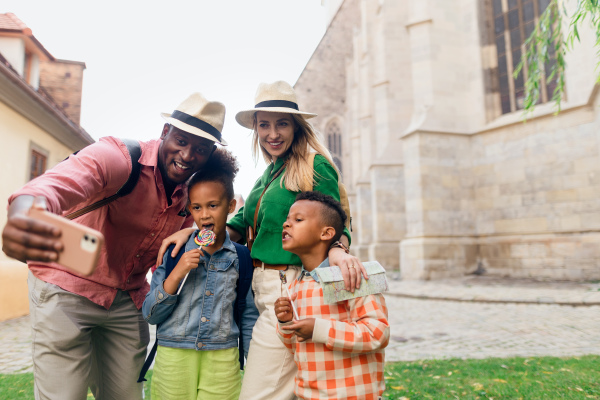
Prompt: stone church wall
<box><xmin>472</xmin><ymin>100</ymin><xmax>600</xmax><ymax>280</ymax></box>
<box><xmin>296</xmin><ymin>0</ymin><xmax>600</xmax><ymax>280</ymax></box>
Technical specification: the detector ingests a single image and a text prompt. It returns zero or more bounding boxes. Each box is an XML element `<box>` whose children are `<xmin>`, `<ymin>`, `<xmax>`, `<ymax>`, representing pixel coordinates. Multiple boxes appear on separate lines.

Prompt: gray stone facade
<box><xmin>295</xmin><ymin>0</ymin><xmax>600</xmax><ymax>280</ymax></box>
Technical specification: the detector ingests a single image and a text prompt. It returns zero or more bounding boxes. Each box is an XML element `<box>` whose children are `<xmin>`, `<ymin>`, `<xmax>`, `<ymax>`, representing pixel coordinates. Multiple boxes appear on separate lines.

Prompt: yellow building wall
<box><xmin>0</xmin><ymin>101</ymin><xmax>75</xmax><ymax>321</ymax></box>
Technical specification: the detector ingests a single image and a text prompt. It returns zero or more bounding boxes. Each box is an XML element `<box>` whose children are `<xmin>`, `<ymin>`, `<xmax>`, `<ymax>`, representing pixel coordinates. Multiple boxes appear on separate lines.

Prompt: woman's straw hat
<box><xmin>235</xmin><ymin>81</ymin><xmax>317</xmax><ymax>129</ymax></box>
<box><xmin>161</xmin><ymin>92</ymin><xmax>227</xmax><ymax>145</ymax></box>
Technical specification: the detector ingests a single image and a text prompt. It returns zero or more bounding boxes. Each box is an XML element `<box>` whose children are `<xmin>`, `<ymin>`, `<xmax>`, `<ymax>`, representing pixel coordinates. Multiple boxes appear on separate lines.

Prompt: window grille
<box><xmin>30</xmin><ymin>149</ymin><xmax>47</xmax><ymax>181</ymax></box>
<box><xmin>491</xmin><ymin>0</ymin><xmax>556</xmax><ymax>114</ymax></box>
<box><xmin>326</xmin><ymin>121</ymin><xmax>343</xmax><ymax>174</ymax></box>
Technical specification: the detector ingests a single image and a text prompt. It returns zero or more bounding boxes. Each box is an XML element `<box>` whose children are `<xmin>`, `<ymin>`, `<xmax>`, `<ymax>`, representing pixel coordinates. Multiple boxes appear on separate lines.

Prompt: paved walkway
<box><xmin>385</xmin><ymin>275</ymin><xmax>600</xmax><ymax>361</ymax></box>
<box><xmin>387</xmin><ymin>275</ymin><xmax>600</xmax><ymax>305</ymax></box>
<box><xmin>1</xmin><ymin>276</ymin><xmax>599</xmax><ymax>374</ymax></box>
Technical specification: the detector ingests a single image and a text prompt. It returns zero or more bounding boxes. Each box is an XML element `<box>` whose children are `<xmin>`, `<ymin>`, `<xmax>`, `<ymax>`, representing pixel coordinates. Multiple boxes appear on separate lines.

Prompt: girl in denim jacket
<box><xmin>143</xmin><ymin>150</ymin><xmax>258</xmax><ymax>400</ymax></box>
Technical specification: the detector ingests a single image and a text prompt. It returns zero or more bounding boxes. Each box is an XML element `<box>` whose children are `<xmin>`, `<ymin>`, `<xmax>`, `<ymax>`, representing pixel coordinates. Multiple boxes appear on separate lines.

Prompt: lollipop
<box><xmin>279</xmin><ymin>271</ymin><xmax>299</xmax><ymax>320</ymax></box>
<box><xmin>177</xmin><ymin>229</ymin><xmax>216</xmax><ymax>295</ymax></box>
<box><xmin>194</xmin><ymin>229</ymin><xmax>216</xmax><ymax>247</ymax></box>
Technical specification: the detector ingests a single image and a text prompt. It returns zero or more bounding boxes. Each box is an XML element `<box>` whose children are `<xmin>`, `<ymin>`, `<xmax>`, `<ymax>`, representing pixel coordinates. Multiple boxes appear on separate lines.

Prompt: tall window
<box><xmin>492</xmin><ymin>0</ymin><xmax>555</xmax><ymax>114</ymax></box>
<box><xmin>326</xmin><ymin>120</ymin><xmax>343</xmax><ymax>174</ymax></box>
<box><xmin>30</xmin><ymin>149</ymin><xmax>47</xmax><ymax>180</ymax></box>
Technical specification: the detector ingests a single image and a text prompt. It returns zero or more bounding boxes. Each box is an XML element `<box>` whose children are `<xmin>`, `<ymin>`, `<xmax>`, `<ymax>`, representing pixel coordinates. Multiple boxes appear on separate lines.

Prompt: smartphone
<box><xmin>29</xmin><ymin>208</ymin><xmax>105</xmax><ymax>276</ymax></box>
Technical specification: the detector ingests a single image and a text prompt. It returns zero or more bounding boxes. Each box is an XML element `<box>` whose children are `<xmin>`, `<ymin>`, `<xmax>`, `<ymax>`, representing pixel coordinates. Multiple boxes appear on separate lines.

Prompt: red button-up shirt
<box><xmin>9</xmin><ymin>137</ymin><xmax>193</xmax><ymax>309</ymax></box>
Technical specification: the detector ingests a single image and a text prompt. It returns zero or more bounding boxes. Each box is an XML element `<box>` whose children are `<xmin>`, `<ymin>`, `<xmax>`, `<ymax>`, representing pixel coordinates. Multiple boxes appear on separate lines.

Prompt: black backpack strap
<box><xmin>137</xmin><ymin>341</ymin><xmax>157</xmax><ymax>383</ymax></box>
<box><xmin>116</xmin><ymin>138</ymin><xmax>142</xmax><ymax>197</ymax></box>
<box><xmin>137</xmin><ymin>244</ymin><xmax>183</xmax><ymax>382</ymax></box>
<box><xmin>66</xmin><ymin>139</ymin><xmax>141</xmax><ymax>220</ymax></box>
<box><xmin>163</xmin><ymin>244</ymin><xmax>184</xmax><ymax>278</ymax></box>
<box><xmin>232</xmin><ymin>242</ymin><xmax>254</xmax><ymax>370</ymax></box>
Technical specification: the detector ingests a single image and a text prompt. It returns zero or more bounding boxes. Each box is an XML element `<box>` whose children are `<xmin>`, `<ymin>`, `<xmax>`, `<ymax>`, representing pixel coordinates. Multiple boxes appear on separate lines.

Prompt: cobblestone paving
<box><xmin>2</xmin><ymin>288</ymin><xmax>599</xmax><ymax>374</ymax></box>
<box><xmin>387</xmin><ymin>276</ymin><xmax>600</xmax><ymax>305</ymax></box>
<box><xmin>0</xmin><ymin>316</ymin><xmax>157</xmax><ymax>374</ymax></box>
<box><xmin>386</xmin><ymin>296</ymin><xmax>600</xmax><ymax>362</ymax></box>
<box><xmin>0</xmin><ymin>316</ymin><xmax>32</xmax><ymax>374</ymax></box>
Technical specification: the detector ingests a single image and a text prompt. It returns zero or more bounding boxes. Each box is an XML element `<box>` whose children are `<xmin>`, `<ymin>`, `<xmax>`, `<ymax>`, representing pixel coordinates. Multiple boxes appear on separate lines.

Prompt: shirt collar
<box><xmin>145</xmin><ymin>138</ymin><xmax>187</xmax><ymax>198</ymax></box>
<box><xmin>298</xmin><ymin>257</ymin><xmax>330</xmax><ymax>282</ymax></box>
<box><xmin>221</xmin><ymin>231</ymin><xmax>236</xmax><ymax>253</ymax></box>
<box><xmin>270</xmin><ymin>154</ymin><xmax>290</xmax><ymax>175</ymax></box>
<box><xmin>139</xmin><ymin>139</ymin><xmax>160</xmax><ymax>167</ymax></box>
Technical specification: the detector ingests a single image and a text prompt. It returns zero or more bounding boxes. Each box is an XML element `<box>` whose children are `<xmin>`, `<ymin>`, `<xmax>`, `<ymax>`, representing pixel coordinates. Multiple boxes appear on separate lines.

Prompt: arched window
<box><xmin>326</xmin><ymin>120</ymin><xmax>343</xmax><ymax>174</ymax></box>
<box><xmin>488</xmin><ymin>0</ymin><xmax>555</xmax><ymax>114</ymax></box>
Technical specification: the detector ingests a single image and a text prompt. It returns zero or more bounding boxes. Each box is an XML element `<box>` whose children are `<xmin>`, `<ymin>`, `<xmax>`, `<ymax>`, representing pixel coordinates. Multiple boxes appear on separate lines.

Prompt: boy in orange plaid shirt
<box><xmin>275</xmin><ymin>191</ymin><xmax>389</xmax><ymax>400</ymax></box>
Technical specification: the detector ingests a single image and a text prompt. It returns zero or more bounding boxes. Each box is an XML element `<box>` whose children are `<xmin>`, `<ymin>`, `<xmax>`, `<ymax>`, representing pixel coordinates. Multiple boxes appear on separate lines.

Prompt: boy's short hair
<box><xmin>188</xmin><ymin>148</ymin><xmax>239</xmax><ymax>200</ymax></box>
<box><xmin>295</xmin><ymin>191</ymin><xmax>347</xmax><ymax>243</ymax></box>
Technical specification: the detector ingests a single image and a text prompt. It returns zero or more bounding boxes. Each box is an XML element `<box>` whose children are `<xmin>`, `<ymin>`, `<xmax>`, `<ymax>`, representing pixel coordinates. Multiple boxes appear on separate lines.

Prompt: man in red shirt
<box><xmin>2</xmin><ymin>92</ymin><xmax>227</xmax><ymax>400</ymax></box>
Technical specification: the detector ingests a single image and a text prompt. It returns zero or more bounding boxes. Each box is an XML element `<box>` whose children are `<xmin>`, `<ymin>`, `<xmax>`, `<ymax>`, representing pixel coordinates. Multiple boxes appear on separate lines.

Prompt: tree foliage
<box><xmin>514</xmin><ymin>0</ymin><xmax>600</xmax><ymax>115</ymax></box>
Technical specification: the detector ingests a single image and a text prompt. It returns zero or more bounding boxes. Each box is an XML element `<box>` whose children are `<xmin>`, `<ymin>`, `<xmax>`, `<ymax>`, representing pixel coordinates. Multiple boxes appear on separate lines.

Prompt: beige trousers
<box><xmin>239</xmin><ymin>265</ymin><xmax>301</xmax><ymax>400</ymax></box>
<box><xmin>28</xmin><ymin>271</ymin><xmax>149</xmax><ymax>400</ymax></box>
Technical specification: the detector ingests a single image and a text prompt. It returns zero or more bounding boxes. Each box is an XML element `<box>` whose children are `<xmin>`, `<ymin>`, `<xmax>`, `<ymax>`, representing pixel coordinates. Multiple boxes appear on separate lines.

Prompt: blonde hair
<box><xmin>251</xmin><ymin>113</ymin><xmax>339</xmax><ymax>192</ymax></box>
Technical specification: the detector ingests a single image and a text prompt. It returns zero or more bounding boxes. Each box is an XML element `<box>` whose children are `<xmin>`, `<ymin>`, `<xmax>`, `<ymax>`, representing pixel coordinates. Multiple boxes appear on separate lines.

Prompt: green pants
<box><xmin>151</xmin><ymin>346</ymin><xmax>241</xmax><ymax>400</ymax></box>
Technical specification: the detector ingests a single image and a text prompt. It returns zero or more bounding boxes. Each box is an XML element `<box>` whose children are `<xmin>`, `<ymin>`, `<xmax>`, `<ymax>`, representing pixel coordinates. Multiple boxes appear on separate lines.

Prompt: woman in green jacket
<box><xmin>158</xmin><ymin>81</ymin><xmax>366</xmax><ymax>400</ymax></box>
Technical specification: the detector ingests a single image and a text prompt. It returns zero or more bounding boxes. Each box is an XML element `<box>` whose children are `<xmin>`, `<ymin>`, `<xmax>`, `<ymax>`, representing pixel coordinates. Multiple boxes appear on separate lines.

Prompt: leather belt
<box><xmin>252</xmin><ymin>259</ymin><xmax>288</xmax><ymax>270</ymax></box>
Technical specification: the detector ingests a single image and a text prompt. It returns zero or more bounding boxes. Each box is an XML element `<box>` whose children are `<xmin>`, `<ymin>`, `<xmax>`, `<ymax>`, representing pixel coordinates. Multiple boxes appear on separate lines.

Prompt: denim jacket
<box><xmin>142</xmin><ymin>231</ymin><xmax>258</xmax><ymax>356</ymax></box>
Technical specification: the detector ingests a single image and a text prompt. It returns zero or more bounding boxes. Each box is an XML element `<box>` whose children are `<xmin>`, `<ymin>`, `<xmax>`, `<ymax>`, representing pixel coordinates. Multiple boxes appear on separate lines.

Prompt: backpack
<box><xmin>65</xmin><ymin>139</ymin><xmax>142</xmax><ymax>220</ymax></box>
<box><xmin>308</xmin><ymin>152</ymin><xmax>352</xmax><ymax>231</ymax></box>
<box><xmin>137</xmin><ymin>241</ymin><xmax>254</xmax><ymax>382</ymax></box>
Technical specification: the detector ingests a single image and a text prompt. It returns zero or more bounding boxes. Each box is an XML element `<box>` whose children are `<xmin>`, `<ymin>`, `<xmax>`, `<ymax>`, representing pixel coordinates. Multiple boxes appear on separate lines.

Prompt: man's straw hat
<box><xmin>235</xmin><ymin>81</ymin><xmax>317</xmax><ymax>129</ymax></box>
<box><xmin>161</xmin><ymin>93</ymin><xmax>227</xmax><ymax>145</ymax></box>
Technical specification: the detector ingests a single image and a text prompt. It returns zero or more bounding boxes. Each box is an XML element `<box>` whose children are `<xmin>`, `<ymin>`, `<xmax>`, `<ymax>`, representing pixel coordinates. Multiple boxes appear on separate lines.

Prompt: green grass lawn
<box><xmin>0</xmin><ymin>371</ymin><xmax>153</xmax><ymax>399</ymax></box>
<box><xmin>0</xmin><ymin>356</ymin><xmax>598</xmax><ymax>399</ymax></box>
<box><xmin>384</xmin><ymin>355</ymin><xmax>600</xmax><ymax>399</ymax></box>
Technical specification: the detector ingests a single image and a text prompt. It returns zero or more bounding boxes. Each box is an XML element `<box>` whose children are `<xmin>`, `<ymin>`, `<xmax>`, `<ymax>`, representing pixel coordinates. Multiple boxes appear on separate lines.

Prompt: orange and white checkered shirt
<box><xmin>276</xmin><ymin>270</ymin><xmax>390</xmax><ymax>400</ymax></box>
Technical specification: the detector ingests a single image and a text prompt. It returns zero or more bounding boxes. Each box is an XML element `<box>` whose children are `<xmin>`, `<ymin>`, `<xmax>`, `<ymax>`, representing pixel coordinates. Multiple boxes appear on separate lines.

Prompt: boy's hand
<box><xmin>280</xmin><ymin>318</ymin><xmax>315</xmax><ymax>342</ymax></box>
<box><xmin>275</xmin><ymin>294</ymin><xmax>296</xmax><ymax>323</ymax></box>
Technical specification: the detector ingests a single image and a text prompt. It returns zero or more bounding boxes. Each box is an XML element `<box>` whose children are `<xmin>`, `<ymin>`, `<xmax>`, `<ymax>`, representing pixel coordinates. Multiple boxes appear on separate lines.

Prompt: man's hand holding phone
<box><xmin>2</xmin><ymin>195</ymin><xmax>105</xmax><ymax>276</ymax></box>
<box><xmin>2</xmin><ymin>196</ymin><xmax>63</xmax><ymax>263</ymax></box>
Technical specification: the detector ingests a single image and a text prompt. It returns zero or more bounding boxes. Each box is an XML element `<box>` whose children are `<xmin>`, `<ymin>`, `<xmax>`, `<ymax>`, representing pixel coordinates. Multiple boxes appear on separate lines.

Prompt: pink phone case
<box><xmin>29</xmin><ymin>208</ymin><xmax>105</xmax><ymax>276</ymax></box>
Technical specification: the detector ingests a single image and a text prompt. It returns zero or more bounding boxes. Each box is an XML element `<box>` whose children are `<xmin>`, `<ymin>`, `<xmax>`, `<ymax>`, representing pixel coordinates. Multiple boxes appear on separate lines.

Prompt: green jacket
<box><xmin>227</xmin><ymin>154</ymin><xmax>351</xmax><ymax>266</ymax></box>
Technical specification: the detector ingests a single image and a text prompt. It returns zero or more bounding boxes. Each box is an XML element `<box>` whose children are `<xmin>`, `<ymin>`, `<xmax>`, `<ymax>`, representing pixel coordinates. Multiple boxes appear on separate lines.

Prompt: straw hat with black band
<box><xmin>235</xmin><ymin>81</ymin><xmax>317</xmax><ymax>129</ymax></box>
<box><xmin>162</xmin><ymin>92</ymin><xmax>227</xmax><ymax>145</ymax></box>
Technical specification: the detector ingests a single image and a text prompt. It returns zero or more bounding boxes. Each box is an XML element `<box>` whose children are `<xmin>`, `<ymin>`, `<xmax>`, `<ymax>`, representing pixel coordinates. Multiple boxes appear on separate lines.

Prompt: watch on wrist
<box><xmin>330</xmin><ymin>240</ymin><xmax>350</xmax><ymax>254</ymax></box>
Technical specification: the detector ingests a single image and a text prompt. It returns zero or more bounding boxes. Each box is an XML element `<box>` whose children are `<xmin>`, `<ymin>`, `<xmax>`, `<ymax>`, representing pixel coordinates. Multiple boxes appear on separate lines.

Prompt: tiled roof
<box><xmin>0</xmin><ymin>13</ymin><xmax>53</xmax><ymax>60</ymax></box>
<box><xmin>0</xmin><ymin>59</ymin><xmax>94</xmax><ymax>148</ymax></box>
<box><xmin>0</xmin><ymin>13</ymin><xmax>93</xmax><ymax>147</ymax></box>
<box><xmin>0</xmin><ymin>13</ymin><xmax>31</xmax><ymax>34</ymax></box>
